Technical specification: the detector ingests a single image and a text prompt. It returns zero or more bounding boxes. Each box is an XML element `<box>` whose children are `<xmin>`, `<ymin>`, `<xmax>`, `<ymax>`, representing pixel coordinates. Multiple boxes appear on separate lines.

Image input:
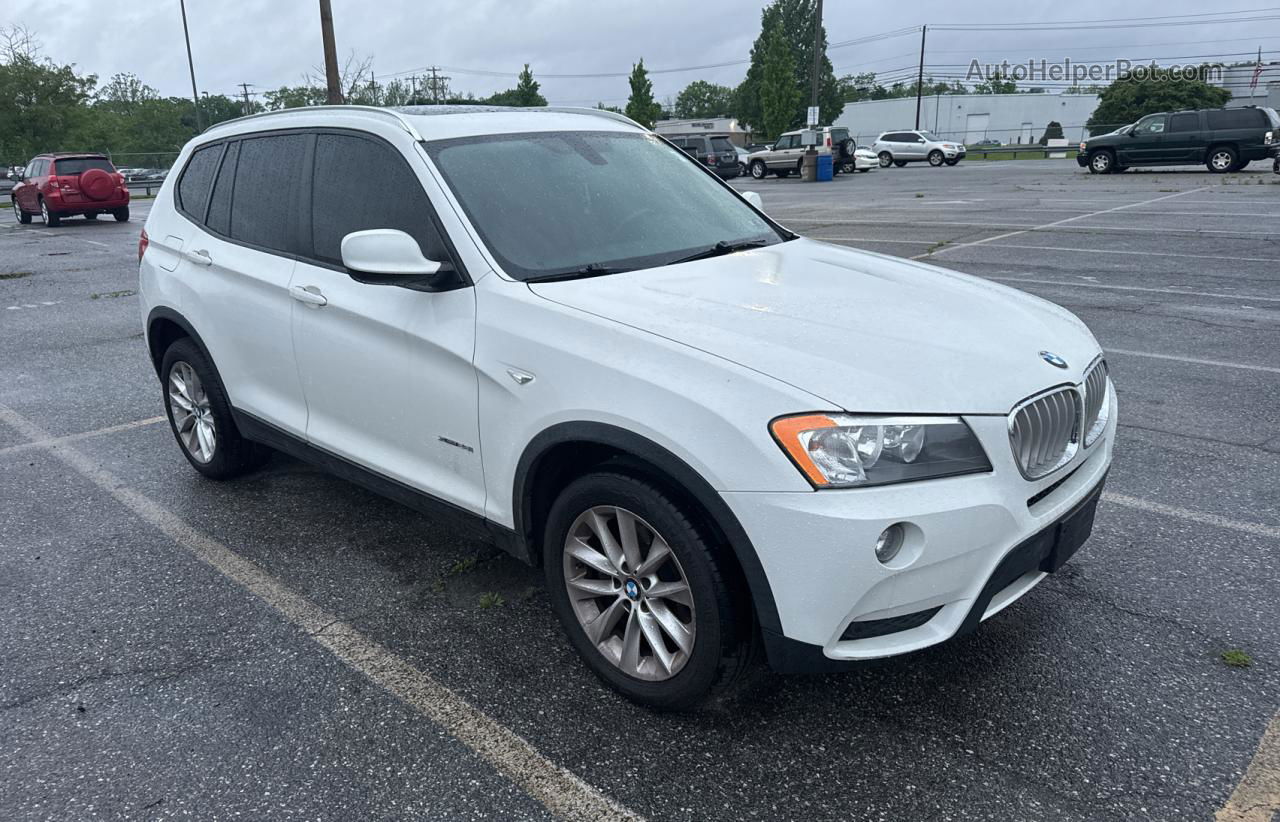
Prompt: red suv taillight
<box><xmin>138</xmin><ymin>228</ymin><xmax>149</xmax><ymax>263</ymax></box>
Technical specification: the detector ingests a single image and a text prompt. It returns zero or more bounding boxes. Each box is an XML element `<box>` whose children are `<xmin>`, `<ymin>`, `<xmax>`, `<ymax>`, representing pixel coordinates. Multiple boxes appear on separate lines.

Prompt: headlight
<box><xmin>1079</xmin><ymin>142</ymin><xmax>1088</xmax><ymax>152</ymax></box>
<box><xmin>770</xmin><ymin>414</ymin><xmax>992</xmax><ymax>489</ymax></box>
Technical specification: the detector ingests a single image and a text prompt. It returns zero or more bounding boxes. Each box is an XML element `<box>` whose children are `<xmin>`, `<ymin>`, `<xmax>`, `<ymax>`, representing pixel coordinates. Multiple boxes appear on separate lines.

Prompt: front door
<box><xmin>1121</xmin><ymin>115</ymin><xmax>1169</xmax><ymax>164</ymax></box>
<box><xmin>289</xmin><ymin>131</ymin><xmax>486</xmax><ymax>514</ymax></box>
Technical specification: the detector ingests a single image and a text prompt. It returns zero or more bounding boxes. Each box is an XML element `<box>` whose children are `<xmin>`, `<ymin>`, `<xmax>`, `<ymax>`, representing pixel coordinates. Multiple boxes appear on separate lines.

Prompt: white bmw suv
<box><xmin>139</xmin><ymin>105</ymin><xmax>1114</xmax><ymax>709</ymax></box>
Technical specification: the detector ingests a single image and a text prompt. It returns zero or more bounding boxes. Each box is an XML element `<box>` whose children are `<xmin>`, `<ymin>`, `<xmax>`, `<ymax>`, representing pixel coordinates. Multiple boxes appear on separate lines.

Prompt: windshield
<box><xmin>425</xmin><ymin>131</ymin><xmax>784</xmax><ymax>280</ymax></box>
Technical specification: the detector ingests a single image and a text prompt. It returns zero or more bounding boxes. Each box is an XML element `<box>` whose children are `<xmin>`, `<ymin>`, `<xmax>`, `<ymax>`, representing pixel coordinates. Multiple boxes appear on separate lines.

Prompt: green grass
<box><xmin>478</xmin><ymin>592</ymin><xmax>505</xmax><ymax>610</ymax></box>
<box><xmin>447</xmin><ymin>556</ymin><xmax>477</xmax><ymax>576</ymax></box>
<box><xmin>90</xmin><ymin>289</ymin><xmax>135</xmax><ymax>300</ymax></box>
<box><xmin>1221</xmin><ymin>649</ymin><xmax>1253</xmax><ymax>668</ymax></box>
<box><xmin>0</xmin><ymin>271</ymin><xmax>32</xmax><ymax>280</ymax></box>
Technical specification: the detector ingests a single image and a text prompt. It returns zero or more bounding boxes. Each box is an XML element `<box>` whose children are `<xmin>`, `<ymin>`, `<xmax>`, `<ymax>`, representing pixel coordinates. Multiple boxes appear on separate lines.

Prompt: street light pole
<box><xmin>809</xmin><ymin>0</ymin><xmax>823</xmax><ymax>114</ymax></box>
<box><xmin>319</xmin><ymin>0</ymin><xmax>343</xmax><ymax>105</ymax></box>
<box><xmin>179</xmin><ymin>0</ymin><xmax>202</xmax><ymax>131</ymax></box>
<box><xmin>914</xmin><ymin>25</ymin><xmax>927</xmax><ymax>130</ymax></box>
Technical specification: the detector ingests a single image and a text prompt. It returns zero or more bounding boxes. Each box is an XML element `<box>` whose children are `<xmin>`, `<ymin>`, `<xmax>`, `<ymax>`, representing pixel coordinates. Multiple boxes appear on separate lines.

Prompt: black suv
<box><xmin>1080</xmin><ymin>106</ymin><xmax>1279</xmax><ymax>174</ymax></box>
<box><xmin>666</xmin><ymin>134</ymin><xmax>740</xmax><ymax>179</ymax></box>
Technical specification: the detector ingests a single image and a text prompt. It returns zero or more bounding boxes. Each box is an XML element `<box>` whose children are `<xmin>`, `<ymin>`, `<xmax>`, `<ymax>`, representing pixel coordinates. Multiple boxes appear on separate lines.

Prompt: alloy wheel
<box><xmin>168</xmin><ymin>361</ymin><xmax>216</xmax><ymax>463</ymax></box>
<box><xmin>40</xmin><ymin>200</ymin><xmax>49</xmax><ymax>224</ymax></box>
<box><xmin>562</xmin><ymin>505</ymin><xmax>696</xmax><ymax>681</ymax></box>
<box><xmin>1211</xmin><ymin>151</ymin><xmax>1233</xmax><ymax>171</ymax></box>
<box><xmin>11</xmin><ymin>199</ymin><xmax>19</xmax><ymax>220</ymax></box>
<box><xmin>1091</xmin><ymin>153</ymin><xmax>1111</xmax><ymax>173</ymax></box>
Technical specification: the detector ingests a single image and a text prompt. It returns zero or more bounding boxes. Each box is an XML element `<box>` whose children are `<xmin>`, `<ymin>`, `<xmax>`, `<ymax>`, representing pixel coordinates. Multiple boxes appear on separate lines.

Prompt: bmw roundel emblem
<box><xmin>1039</xmin><ymin>351</ymin><xmax>1069</xmax><ymax>369</ymax></box>
<box><xmin>624</xmin><ymin>579</ymin><xmax>640</xmax><ymax>600</ymax></box>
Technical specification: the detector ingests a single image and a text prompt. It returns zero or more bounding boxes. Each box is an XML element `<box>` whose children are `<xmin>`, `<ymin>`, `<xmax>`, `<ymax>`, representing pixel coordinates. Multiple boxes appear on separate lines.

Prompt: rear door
<box><xmin>172</xmin><ymin>134</ymin><xmax>311</xmax><ymax>436</ymax></box>
<box><xmin>1164</xmin><ymin>112</ymin><xmax>1204</xmax><ymax>163</ymax></box>
<box><xmin>289</xmin><ymin>131</ymin><xmax>485</xmax><ymax>513</ymax></box>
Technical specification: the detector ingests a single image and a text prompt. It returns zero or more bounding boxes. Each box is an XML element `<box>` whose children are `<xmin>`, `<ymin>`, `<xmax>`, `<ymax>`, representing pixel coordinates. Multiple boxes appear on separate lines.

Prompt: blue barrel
<box><xmin>816</xmin><ymin>153</ymin><xmax>833</xmax><ymax>181</ymax></box>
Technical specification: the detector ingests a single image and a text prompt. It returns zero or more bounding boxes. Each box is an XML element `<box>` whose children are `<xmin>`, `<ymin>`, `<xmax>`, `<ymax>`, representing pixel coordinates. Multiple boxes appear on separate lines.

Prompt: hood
<box><xmin>528</xmin><ymin>239</ymin><xmax>1101</xmax><ymax>414</ymax></box>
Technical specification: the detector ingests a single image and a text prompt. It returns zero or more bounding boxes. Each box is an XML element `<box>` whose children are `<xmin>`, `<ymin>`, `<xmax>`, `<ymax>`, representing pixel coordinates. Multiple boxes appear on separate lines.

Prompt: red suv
<box><xmin>10</xmin><ymin>153</ymin><xmax>130</xmax><ymax>226</ymax></box>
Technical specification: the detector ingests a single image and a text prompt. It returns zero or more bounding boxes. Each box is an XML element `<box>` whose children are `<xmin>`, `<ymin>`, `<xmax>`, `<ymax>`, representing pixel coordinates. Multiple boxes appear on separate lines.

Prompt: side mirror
<box><xmin>341</xmin><ymin>229</ymin><xmax>442</xmax><ymax>277</ymax></box>
<box><xmin>742</xmin><ymin>191</ymin><xmax>763</xmax><ymax>210</ymax></box>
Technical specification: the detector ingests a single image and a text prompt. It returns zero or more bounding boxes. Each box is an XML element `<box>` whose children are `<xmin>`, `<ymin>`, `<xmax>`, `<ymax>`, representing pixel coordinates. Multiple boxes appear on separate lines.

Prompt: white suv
<box><xmin>873</xmin><ymin>130</ymin><xmax>967</xmax><ymax>167</ymax></box>
<box><xmin>139</xmin><ymin>105</ymin><xmax>1114</xmax><ymax>709</ymax></box>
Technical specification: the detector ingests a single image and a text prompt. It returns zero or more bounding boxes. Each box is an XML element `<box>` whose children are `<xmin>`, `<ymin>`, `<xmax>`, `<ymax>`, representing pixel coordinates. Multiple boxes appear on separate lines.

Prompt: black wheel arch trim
<box><xmin>513</xmin><ymin>420</ymin><xmax>783</xmax><ymax>637</ymax></box>
<box><xmin>146</xmin><ymin>306</ymin><xmax>218</xmax><ymax>380</ymax></box>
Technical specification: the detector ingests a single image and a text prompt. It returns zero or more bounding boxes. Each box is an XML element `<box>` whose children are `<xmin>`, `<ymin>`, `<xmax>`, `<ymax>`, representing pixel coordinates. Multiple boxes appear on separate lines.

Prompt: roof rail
<box><xmin>202</xmin><ymin>105</ymin><xmax>421</xmax><ymax>139</ymax></box>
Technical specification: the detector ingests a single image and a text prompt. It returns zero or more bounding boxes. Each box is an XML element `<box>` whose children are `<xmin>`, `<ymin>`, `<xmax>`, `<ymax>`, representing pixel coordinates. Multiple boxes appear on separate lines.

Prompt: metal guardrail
<box><xmin>125</xmin><ymin>179</ymin><xmax>167</xmax><ymax>197</ymax></box>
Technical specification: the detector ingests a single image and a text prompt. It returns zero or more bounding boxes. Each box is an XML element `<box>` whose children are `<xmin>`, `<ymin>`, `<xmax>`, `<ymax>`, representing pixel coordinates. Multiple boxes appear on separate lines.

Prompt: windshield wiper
<box><xmin>524</xmin><ymin>263</ymin><xmax>632</xmax><ymax>283</ymax></box>
<box><xmin>666</xmin><ymin>239</ymin><xmax>770</xmax><ymax>266</ymax></box>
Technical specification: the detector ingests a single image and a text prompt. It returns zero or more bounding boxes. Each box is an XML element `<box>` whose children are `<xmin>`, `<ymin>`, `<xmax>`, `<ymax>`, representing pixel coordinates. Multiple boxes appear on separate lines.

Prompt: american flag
<box><xmin>1250</xmin><ymin>47</ymin><xmax>1264</xmax><ymax>90</ymax></box>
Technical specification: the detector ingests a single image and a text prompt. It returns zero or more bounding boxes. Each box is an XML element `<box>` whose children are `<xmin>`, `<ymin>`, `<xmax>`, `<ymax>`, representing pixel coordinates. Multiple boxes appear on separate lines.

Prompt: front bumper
<box><xmin>1077</xmin><ymin>153</ymin><xmax>1091</xmax><ymax>167</ymax></box>
<box><xmin>723</xmin><ymin>399</ymin><xmax>1116</xmax><ymax>673</ymax></box>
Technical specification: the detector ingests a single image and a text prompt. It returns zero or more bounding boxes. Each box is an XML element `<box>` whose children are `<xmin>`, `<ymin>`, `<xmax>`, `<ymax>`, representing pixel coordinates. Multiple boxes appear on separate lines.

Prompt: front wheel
<box><xmin>1088</xmin><ymin>150</ymin><xmax>1113</xmax><ymax>174</ymax></box>
<box><xmin>12</xmin><ymin>198</ymin><xmax>31</xmax><ymax>224</ymax></box>
<box><xmin>544</xmin><ymin>472</ymin><xmax>753</xmax><ymax>710</ymax></box>
<box><xmin>161</xmin><ymin>338</ymin><xmax>270</xmax><ymax>480</ymax></box>
<box><xmin>749</xmin><ymin>160</ymin><xmax>767</xmax><ymax>180</ymax></box>
<box><xmin>878</xmin><ymin>151</ymin><xmax>893</xmax><ymax>168</ymax></box>
<box><xmin>928</xmin><ymin>150</ymin><xmax>944</xmax><ymax>167</ymax></box>
<box><xmin>1207</xmin><ymin>146</ymin><xmax>1237</xmax><ymax>173</ymax></box>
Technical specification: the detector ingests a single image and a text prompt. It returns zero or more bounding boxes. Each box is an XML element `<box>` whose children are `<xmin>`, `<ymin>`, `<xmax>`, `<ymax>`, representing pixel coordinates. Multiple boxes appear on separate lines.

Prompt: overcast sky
<box><xmin>3</xmin><ymin>1</ymin><xmax>1276</xmax><ymax>106</ymax></box>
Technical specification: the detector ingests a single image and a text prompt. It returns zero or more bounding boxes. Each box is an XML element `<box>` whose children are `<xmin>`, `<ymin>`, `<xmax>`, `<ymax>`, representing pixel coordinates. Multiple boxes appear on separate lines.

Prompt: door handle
<box><xmin>290</xmin><ymin>285</ymin><xmax>328</xmax><ymax>307</ymax></box>
<box><xmin>189</xmin><ymin>249</ymin><xmax>212</xmax><ymax>266</ymax></box>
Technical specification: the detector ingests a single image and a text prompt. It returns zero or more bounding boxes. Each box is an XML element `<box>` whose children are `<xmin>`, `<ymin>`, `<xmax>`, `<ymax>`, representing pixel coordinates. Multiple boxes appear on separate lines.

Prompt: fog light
<box><xmin>875</xmin><ymin>524</ymin><xmax>905</xmax><ymax>564</ymax></box>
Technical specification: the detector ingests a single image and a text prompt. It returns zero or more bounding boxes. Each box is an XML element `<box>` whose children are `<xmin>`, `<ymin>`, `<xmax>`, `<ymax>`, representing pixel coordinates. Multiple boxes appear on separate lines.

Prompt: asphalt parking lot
<box><xmin>2</xmin><ymin>160</ymin><xmax>1278</xmax><ymax>821</ymax></box>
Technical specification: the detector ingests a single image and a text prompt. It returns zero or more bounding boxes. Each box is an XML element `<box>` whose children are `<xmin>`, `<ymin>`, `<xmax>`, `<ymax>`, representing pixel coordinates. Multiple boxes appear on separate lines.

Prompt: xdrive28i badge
<box><xmin>1039</xmin><ymin>351</ymin><xmax>1069</xmax><ymax>369</ymax></box>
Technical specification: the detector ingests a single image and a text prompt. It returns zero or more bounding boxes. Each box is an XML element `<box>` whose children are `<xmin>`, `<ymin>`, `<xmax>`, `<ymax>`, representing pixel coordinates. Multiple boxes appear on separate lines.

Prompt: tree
<box><xmin>673</xmin><ymin>80</ymin><xmax>733</xmax><ymax>118</ymax></box>
<box><xmin>973</xmin><ymin>72</ymin><xmax>1017</xmax><ymax>94</ymax></box>
<box><xmin>485</xmin><ymin>65</ymin><xmax>547</xmax><ymax>107</ymax></box>
<box><xmin>759</xmin><ymin>25</ymin><xmax>800</xmax><ymax>141</ymax></box>
<box><xmin>1038</xmin><ymin>120</ymin><xmax>1064</xmax><ymax>146</ymax></box>
<box><xmin>624</xmin><ymin>59</ymin><xmax>662</xmax><ymax>128</ymax></box>
<box><xmin>0</xmin><ymin>50</ymin><xmax>97</xmax><ymax>163</ymax></box>
<box><xmin>736</xmin><ymin>0</ymin><xmax>843</xmax><ymax>132</ymax></box>
<box><xmin>1086</xmin><ymin>68</ymin><xmax>1230</xmax><ymax>134</ymax></box>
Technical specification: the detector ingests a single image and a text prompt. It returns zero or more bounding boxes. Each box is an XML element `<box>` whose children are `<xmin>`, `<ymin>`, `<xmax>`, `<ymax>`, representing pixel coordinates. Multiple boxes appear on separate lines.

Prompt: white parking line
<box><xmin>910</xmin><ymin>188</ymin><xmax>1209</xmax><ymax>259</ymax></box>
<box><xmin>810</xmin><ymin>236</ymin><xmax>1280</xmax><ymax>265</ymax></box>
<box><xmin>988</xmin><ymin>277</ymin><xmax>1280</xmax><ymax>304</ymax></box>
<box><xmin>0</xmin><ymin>401</ymin><xmax>641</xmax><ymax>822</ymax></box>
<box><xmin>1104</xmin><ymin>492</ymin><xmax>1280</xmax><ymax>540</ymax></box>
<box><xmin>1105</xmin><ymin>348</ymin><xmax>1280</xmax><ymax>375</ymax></box>
<box><xmin>0</xmin><ymin>415</ymin><xmax>165</xmax><ymax>458</ymax></box>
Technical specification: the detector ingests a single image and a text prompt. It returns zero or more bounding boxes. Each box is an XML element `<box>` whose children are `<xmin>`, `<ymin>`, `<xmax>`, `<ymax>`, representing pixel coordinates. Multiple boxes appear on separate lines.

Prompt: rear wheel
<box><xmin>544</xmin><ymin>472</ymin><xmax>753</xmax><ymax>710</ymax></box>
<box><xmin>40</xmin><ymin>198</ymin><xmax>60</xmax><ymax>227</ymax></box>
<box><xmin>113</xmin><ymin>207</ymin><xmax>130</xmax><ymax>222</ymax></box>
<box><xmin>878</xmin><ymin>151</ymin><xmax>893</xmax><ymax>168</ymax></box>
<box><xmin>1207</xmin><ymin>146</ymin><xmax>1237</xmax><ymax>173</ymax></box>
<box><xmin>160</xmin><ymin>337</ymin><xmax>270</xmax><ymax>480</ymax></box>
<box><xmin>928</xmin><ymin>150</ymin><xmax>944</xmax><ymax>167</ymax></box>
<box><xmin>12</xmin><ymin>198</ymin><xmax>31</xmax><ymax>224</ymax></box>
<box><xmin>1088</xmin><ymin>150</ymin><xmax>1114</xmax><ymax>174</ymax></box>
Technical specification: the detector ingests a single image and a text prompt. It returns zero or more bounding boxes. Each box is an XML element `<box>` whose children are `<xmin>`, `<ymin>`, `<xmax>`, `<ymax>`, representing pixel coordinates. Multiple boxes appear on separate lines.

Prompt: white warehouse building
<box><xmin>833</xmin><ymin>93</ymin><xmax>1101</xmax><ymax>147</ymax></box>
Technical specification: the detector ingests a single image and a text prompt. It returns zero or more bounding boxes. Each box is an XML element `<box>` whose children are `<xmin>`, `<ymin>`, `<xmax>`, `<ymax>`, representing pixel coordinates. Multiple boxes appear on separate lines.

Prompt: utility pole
<box><xmin>179</xmin><ymin>0</ymin><xmax>202</xmax><ymax>131</ymax></box>
<box><xmin>914</xmin><ymin>25</ymin><xmax>927</xmax><ymax>130</ymax></box>
<box><xmin>318</xmin><ymin>0</ymin><xmax>343</xmax><ymax>105</ymax></box>
<box><xmin>809</xmin><ymin>0</ymin><xmax>823</xmax><ymax>115</ymax></box>
<box><xmin>238</xmin><ymin>82</ymin><xmax>254</xmax><ymax>116</ymax></box>
<box><xmin>424</xmin><ymin>66</ymin><xmax>451</xmax><ymax>103</ymax></box>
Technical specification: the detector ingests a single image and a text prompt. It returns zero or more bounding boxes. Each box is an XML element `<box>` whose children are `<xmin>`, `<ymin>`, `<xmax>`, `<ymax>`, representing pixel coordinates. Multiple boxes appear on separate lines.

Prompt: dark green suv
<box><xmin>1079</xmin><ymin>106</ymin><xmax>1279</xmax><ymax>174</ymax></box>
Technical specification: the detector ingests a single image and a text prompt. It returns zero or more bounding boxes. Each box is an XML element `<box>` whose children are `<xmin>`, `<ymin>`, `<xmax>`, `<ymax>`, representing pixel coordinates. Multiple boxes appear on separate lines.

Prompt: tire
<box><xmin>893</xmin><ymin>160</ymin><xmax>908</xmax><ymax>168</ymax></box>
<box><xmin>1206</xmin><ymin>146</ymin><xmax>1237</xmax><ymax>173</ymax></box>
<box><xmin>928</xmin><ymin>150</ymin><xmax>944</xmax><ymax>167</ymax></box>
<box><xmin>1088</xmin><ymin>150</ymin><xmax>1114</xmax><ymax>174</ymax></box>
<box><xmin>1229</xmin><ymin>159</ymin><xmax>1250</xmax><ymax>172</ymax></box>
<box><xmin>944</xmin><ymin>158</ymin><xmax>959</xmax><ymax>166</ymax></box>
<box><xmin>878</xmin><ymin>151</ymin><xmax>893</xmax><ymax>168</ymax></box>
<box><xmin>838</xmin><ymin>138</ymin><xmax>856</xmax><ymax>159</ymax></box>
<box><xmin>12</xmin><ymin>198</ymin><xmax>31</xmax><ymax>224</ymax></box>
<box><xmin>113</xmin><ymin>207</ymin><xmax>130</xmax><ymax>222</ymax></box>
<box><xmin>738</xmin><ymin>162</ymin><xmax>748</xmax><ymax>176</ymax></box>
<box><xmin>841</xmin><ymin>162</ymin><xmax>855</xmax><ymax>174</ymax></box>
<box><xmin>749</xmin><ymin>160</ymin><xmax>767</xmax><ymax>180</ymax></box>
<box><xmin>160</xmin><ymin>337</ymin><xmax>270</xmax><ymax>480</ymax></box>
<box><xmin>40</xmin><ymin>198</ymin><xmax>60</xmax><ymax>227</ymax></box>
<box><xmin>543</xmin><ymin>472</ymin><xmax>754</xmax><ymax>710</ymax></box>
<box><xmin>84</xmin><ymin>212</ymin><xmax>98</xmax><ymax>220</ymax></box>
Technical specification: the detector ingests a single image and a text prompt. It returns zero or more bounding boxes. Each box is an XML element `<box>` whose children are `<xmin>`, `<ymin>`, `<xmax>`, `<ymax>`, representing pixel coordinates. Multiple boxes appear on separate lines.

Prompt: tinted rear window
<box><xmin>1206</xmin><ymin>108</ymin><xmax>1265</xmax><ymax>130</ymax></box>
<box><xmin>52</xmin><ymin>157</ymin><xmax>114</xmax><ymax>175</ymax></box>
<box><xmin>230</xmin><ymin>134</ymin><xmax>306</xmax><ymax>253</ymax></box>
<box><xmin>177</xmin><ymin>145</ymin><xmax>222</xmax><ymax>220</ymax></box>
<box><xmin>206</xmin><ymin>141</ymin><xmax>239</xmax><ymax>237</ymax></box>
<box><xmin>1168</xmin><ymin>113</ymin><xmax>1200</xmax><ymax>133</ymax></box>
<box><xmin>710</xmin><ymin>137</ymin><xmax>734</xmax><ymax>152</ymax></box>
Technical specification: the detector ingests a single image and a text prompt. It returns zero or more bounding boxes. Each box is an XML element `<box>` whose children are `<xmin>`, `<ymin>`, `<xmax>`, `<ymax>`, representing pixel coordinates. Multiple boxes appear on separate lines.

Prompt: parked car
<box><xmin>11</xmin><ymin>153</ymin><xmax>130</xmax><ymax>226</ymax></box>
<box><xmin>1273</xmin><ymin>143</ymin><xmax>1280</xmax><ymax>174</ymax></box>
<box><xmin>970</xmin><ymin>138</ymin><xmax>1001</xmax><ymax>148</ymax></box>
<box><xmin>850</xmin><ymin>147</ymin><xmax>878</xmax><ymax>172</ymax></box>
<box><xmin>1078</xmin><ymin>106</ymin><xmax>1280</xmax><ymax>174</ymax></box>
<box><xmin>141</xmin><ymin>105</ymin><xmax>1114</xmax><ymax>709</ymax></box>
<box><xmin>873</xmin><ymin>131</ymin><xmax>966</xmax><ymax>167</ymax></box>
<box><xmin>665</xmin><ymin>134</ymin><xmax>739</xmax><ymax>178</ymax></box>
<box><xmin>818</xmin><ymin>126</ymin><xmax>859</xmax><ymax>173</ymax></box>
